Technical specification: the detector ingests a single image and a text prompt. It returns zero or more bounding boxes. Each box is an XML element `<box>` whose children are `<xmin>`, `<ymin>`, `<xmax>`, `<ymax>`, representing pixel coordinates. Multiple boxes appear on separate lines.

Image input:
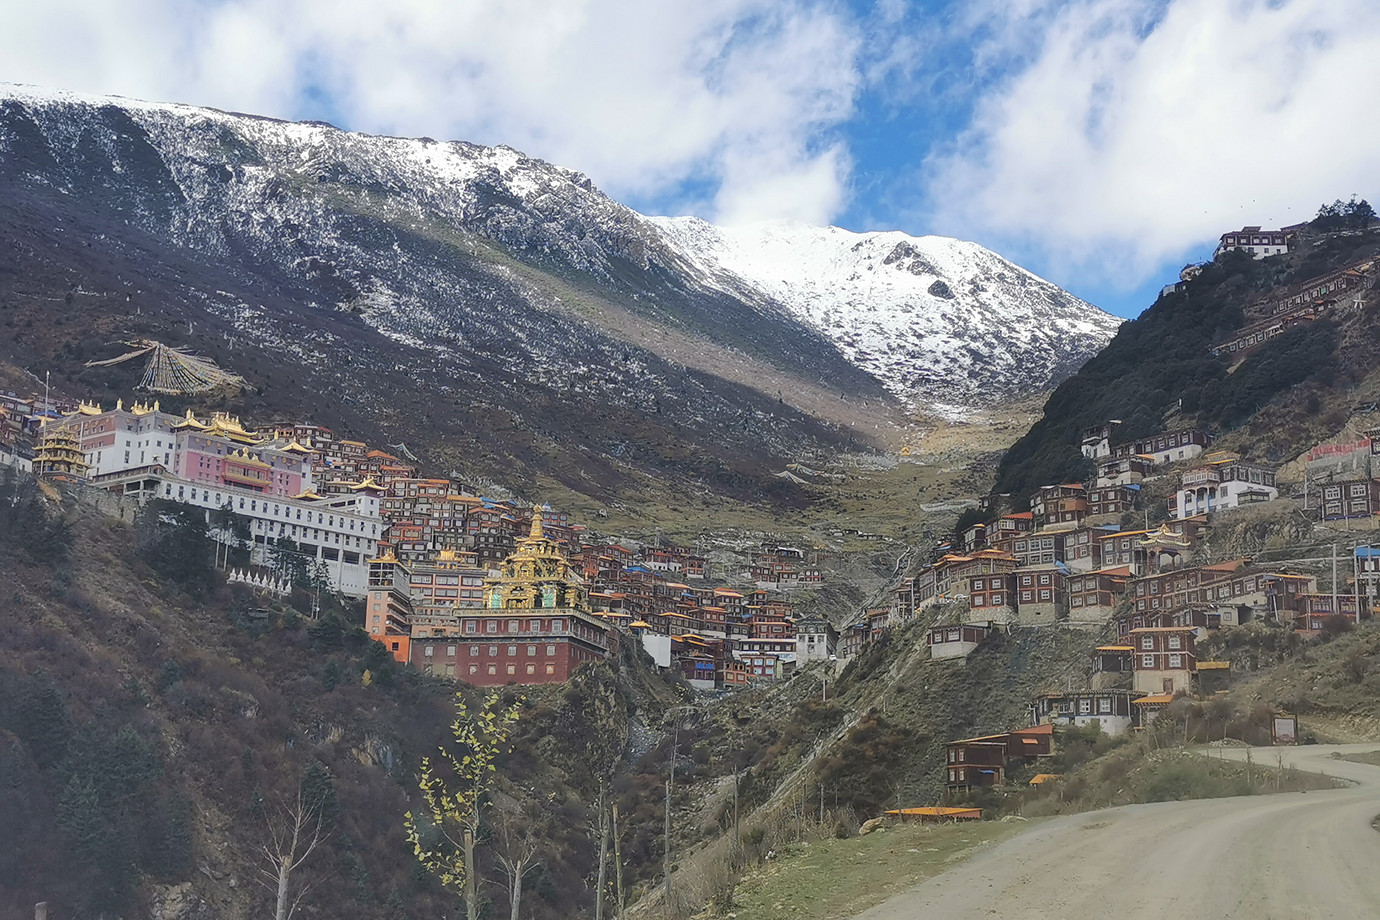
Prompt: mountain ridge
<box><xmin>651</xmin><ymin>216</ymin><xmax>1122</xmax><ymax>407</ymax></box>
<box><xmin>0</xmin><ymin>82</ymin><xmax>1116</xmax><ymax>504</ymax></box>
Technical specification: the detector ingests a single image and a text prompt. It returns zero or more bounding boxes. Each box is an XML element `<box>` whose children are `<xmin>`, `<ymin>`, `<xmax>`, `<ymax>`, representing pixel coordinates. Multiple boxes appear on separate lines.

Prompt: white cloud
<box><xmin>0</xmin><ymin>0</ymin><xmax>864</xmax><ymax>226</ymax></box>
<box><xmin>925</xmin><ymin>0</ymin><xmax>1380</xmax><ymax>285</ymax></box>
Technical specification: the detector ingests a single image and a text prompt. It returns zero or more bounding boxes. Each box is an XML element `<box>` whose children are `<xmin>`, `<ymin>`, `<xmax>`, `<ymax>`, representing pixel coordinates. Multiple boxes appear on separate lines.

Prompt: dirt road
<box><xmin>854</xmin><ymin>744</ymin><xmax>1380</xmax><ymax>920</ymax></box>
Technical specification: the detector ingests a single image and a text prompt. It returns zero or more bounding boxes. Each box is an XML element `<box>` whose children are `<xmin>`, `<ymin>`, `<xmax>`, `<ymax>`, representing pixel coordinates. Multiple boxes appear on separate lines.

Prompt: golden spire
<box><xmin>529</xmin><ymin>505</ymin><xmax>544</xmax><ymax>540</ymax></box>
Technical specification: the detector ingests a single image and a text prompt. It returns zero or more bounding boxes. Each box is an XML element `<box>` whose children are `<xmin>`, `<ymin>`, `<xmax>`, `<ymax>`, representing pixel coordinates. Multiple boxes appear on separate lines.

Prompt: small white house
<box><xmin>1170</xmin><ymin>456</ymin><xmax>1277</xmax><ymax>519</ymax></box>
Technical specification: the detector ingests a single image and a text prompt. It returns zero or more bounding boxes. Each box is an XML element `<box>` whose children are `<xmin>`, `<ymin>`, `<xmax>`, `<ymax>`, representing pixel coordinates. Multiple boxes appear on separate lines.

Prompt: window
<box><xmin>447</xmin><ymin>645</ymin><xmax>456</xmax><ymax>657</ymax></box>
<box><xmin>1141</xmin><ymin>655</ymin><xmax>1154</xmax><ymax>668</ymax></box>
<box><xmin>547</xmin><ymin>645</ymin><xmax>556</xmax><ymax>656</ymax></box>
<box><xmin>424</xmin><ymin>645</ymin><xmax>434</xmax><ymax>657</ymax></box>
<box><xmin>1168</xmin><ymin>635</ymin><xmax>1182</xmax><ymax>650</ymax></box>
<box><xmin>489</xmin><ymin>645</ymin><xmax>498</xmax><ymax>657</ymax></box>
<box><xmin>1169</xmin><ymin>654</ymin><xmax>1183</xmax><ymax>668</ymax></box>
<box><xmin>1078</xmin><ymin>698</ymin><xmax>1091</xmax><ymax>715</ymax></box>
<box><xmin>470</xmin><ymin>647</ymin><xmax>479</xmax><ymax>657</ymax></box>
<box><xmin>1097</xmin><ymin>697</ymin><xmax>1112</xmax><ymax>714</ymax></box>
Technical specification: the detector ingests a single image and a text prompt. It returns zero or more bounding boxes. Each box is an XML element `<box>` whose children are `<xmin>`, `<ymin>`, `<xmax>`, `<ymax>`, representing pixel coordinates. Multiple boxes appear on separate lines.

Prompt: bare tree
<box><xmin>494</xmin><ymin>811</ymin><xmax>542</xmax><ymax>920</ymax></box>
<box><xmin>255</xmin><ymin>789</ymin><xmax>329</xmax><ymax>920</ymax></box>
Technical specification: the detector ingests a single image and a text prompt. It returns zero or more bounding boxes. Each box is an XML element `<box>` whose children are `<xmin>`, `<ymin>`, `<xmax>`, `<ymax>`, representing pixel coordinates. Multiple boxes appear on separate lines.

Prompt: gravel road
<box><xmin>854</xmin><ymin>744</ymin><xmax>1380</xmax><ymax>920</ymax></box>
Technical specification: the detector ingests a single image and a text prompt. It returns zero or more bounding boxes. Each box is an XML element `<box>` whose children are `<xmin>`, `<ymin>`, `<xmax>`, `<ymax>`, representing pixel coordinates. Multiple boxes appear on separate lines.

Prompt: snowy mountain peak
<box><xmin>649</xmin><ymin>216</ymin><xmax>1122</xmax><ymax>407</ymax></box>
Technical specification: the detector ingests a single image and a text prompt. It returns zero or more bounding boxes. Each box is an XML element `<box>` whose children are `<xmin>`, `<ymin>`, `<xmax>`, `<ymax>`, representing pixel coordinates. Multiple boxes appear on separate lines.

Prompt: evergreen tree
<box><xmin>14</xmin><ymin>672</ymin><xmax>73</xmax><ymax>768</ymax></box>
<box><xmin>299</xmin><ymin>761</ymin><xmax>340</xmax><ymax>829</ymax></box>
<box><xmin>136</xmin><ymin>500</ymin><xmax>217</xmax><ymax>594</ymax></box>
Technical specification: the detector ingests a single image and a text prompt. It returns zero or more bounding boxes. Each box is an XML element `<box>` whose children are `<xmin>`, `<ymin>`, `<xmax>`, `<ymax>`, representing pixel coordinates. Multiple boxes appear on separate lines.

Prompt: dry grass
<box><xmin>723</xmin><ymin>820</ymin><xmax>1022</xmax><ymax>920</ymax></box>
<box><xmin>1336</xmin><ymin>749</ymin><xmax>1380</xmax><ymax>768</ymax></box>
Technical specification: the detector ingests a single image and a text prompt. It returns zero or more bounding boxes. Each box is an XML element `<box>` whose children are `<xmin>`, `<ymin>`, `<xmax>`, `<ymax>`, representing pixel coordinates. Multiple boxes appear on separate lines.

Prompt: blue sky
<box><xmin>5</xmin><ymin>0</ymin><xmax>1379</xmax><ymax>319</ymax></box>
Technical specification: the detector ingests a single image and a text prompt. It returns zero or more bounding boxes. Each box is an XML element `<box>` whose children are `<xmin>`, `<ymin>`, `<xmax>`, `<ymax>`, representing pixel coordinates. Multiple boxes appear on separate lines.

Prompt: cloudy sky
<box><xmin>3</xmin><ymin>0</ymin><xmax>1378</xmax><ymax>317</ymax></box>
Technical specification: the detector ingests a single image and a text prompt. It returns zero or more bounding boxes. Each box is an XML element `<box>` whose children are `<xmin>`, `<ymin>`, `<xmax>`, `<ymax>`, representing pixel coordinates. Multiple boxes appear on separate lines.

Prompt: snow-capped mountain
<box><xmin>651</xmin><ymin>218</ymin><xmax>1121</xmax><ymax>406</ymax></box>
<box><xmin>0</xmin><ymin>83</ymin><xmax>1119</xmax><ymax>498</ymax></box>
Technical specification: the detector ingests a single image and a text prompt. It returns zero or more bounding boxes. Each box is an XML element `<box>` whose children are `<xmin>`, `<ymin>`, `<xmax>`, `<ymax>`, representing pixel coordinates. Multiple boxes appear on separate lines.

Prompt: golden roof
<box><xmin>482</xmin><ymin>504</ymin><xmax>588</xmax><ymax>613</ymax></box>
<box><xmin>207</xmin><ymin>412</ymin><xmax>259</xmax><ymax>442</ymax></box>
<box><xmin>1133</xmin><ymin>694</ymin><xmax>1175</xmax><ymax>705</ymax></box>
<box><xmin>884</xmin><ymin>806</ymin><xmax>982</xmax><ymax>817</ymax></box>
<box><xmin>173</xmin><ymin>409</ymin><xmax>210</xmax><ymax>431</ymax></box>
<box><xmin>225</xmin><ymin>448</ymin><xmax>270</xmax><ymax>468</ymax></box>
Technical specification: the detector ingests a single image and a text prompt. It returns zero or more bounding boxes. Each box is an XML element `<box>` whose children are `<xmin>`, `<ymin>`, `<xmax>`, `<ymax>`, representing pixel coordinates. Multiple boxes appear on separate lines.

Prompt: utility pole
<box><xmin>612</xmin><ymin>804</ymin><xmax>624</xmax><ymax>920</ymax></box>
<box><xmin>663</xmin><ymin>706</ymin><xmax>695</xmax><ymax>918</ymax></box>
<box><xmin>1333</xmin><ymin>543</ymin><xmax>1339</xmax><ymax>619</ymax></box>
<box><xmin>595</xmin><ymin>784</ymin><xmax>610</xmax><ymax>920</ymax></box>
<box><xmin>663</xmin><ymin>775</ymin><xmax>672</xmax><ymax>916</ymax></box>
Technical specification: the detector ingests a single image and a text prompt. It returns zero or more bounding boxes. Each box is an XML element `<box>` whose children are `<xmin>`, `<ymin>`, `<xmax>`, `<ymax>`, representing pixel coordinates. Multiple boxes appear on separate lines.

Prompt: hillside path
<box><xmin>853</xmin><ymin>744</ymin><xmax>1380</xmax><ymax>920</ymax></box>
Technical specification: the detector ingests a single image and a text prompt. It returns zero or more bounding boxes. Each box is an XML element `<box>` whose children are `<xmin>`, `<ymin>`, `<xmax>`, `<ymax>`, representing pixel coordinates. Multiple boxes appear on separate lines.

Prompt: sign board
<box><xmin>1271</xmin><ymin>715</ymin><xmax>1298</xmax><ymax>745</ymax></box>
<box><xmin>1307</xmin><ymin>438</ymin><xmax>1372</xmax><ymax>483</ymax></box>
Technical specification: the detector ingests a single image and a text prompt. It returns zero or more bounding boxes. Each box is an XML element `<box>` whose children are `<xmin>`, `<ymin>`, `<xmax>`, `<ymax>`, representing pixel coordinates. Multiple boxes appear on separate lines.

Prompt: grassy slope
<box><xmin>1208</xmin><ymin>620</ymin><xmax>1380</xmax><ymax>742</ymax></box>
<box><xmin>1338</xmin><ymin>749</ymin><xmax>1380</xmax><ymax>767</ymax></box>
<box><xmin>727</xmin><ymin>743</ymin><xmax>1339</xmax><ymax>920</ymax></box>
<box><xmin>729</xmin><ymin>821</ymin><xmax>1022</xmax><ymax>920</ymax></box>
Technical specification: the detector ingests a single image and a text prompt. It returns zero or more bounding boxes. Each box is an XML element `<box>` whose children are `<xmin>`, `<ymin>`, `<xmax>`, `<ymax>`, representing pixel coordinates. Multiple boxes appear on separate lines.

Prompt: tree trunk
<box><xmin>509</xmin><ymin>862</ymin><xmax>522</xmax><ymax>920</ymax></box>
<box><xmin>612</xmin><ymin>805</ymin><xmax>624</xmax><ymax>920</ymax></box>
<box><xmin>663</xmin><ymin>777</ymin><xmax>672</xmax><ymax>915</ymax></box>
<box><xmin>595</xmin><ymin>785</ymin><xmax>610</xmax><ymax>920</ymax></box>
<box><xmin>465</xmin><ymin>828</ymin><xmax>478</xmax><ymax>920</ymax></box>
<box><xmin>276</xmin><ymin>860</ymin><xmax>290</xmax><ymax>920</ymax></box>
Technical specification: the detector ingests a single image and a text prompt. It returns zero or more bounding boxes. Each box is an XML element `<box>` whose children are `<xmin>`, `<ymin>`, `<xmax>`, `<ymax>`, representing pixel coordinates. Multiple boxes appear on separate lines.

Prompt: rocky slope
<box><xmin>0</xmin><ymin>84</ymin><xmax>1116</xmax><ymax>502</ymax></box>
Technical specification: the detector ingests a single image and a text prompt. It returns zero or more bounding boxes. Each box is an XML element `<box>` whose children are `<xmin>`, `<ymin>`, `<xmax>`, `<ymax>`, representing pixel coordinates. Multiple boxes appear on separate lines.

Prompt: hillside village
<box><xmin>0</xmin><ymin>389</ymin><xmax>838</xmax><ymax>691</ymax></box>
<box><xmin>2</xmin><ymin>212</ymin><xmax>1380</xmax><ymax>855</ymax></box>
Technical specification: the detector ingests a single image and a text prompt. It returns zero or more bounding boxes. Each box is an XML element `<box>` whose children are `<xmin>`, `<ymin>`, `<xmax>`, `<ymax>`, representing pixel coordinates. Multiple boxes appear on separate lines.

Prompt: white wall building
<box><xmin>1170</xmin><ymin>458</ymin><xmax>1278</xmax><ymax>520</ymax></box>
<box><xmin>794</xmin><ymin>615</ymin><xmax>837</xmax><ymax>661</ymax></box>
<box><xmin>1215</xmin><ymin>225</ymin><xmax>1295</xmax><ymax>260</ymax></box>
<box><xmin>153</xmin><ymin>477</ymin><xmax>381</xmax><ymax>596</ymax></box>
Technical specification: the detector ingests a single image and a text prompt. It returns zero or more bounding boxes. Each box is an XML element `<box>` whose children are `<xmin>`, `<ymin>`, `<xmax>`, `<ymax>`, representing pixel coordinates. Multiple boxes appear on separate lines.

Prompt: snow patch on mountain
<box><xmin>650</xmin><ymin>216</ymin><xmax>1122</xmax><ymax>405</ymax></box>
